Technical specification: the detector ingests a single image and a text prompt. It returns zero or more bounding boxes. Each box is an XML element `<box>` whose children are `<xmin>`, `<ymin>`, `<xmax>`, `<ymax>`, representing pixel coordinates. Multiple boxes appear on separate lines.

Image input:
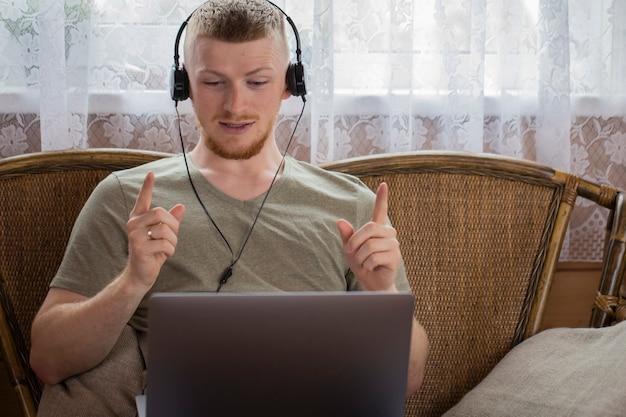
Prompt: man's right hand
<box><xmin>126</xmin><ymin>171</ymin><xmax>186</xmax><ymax>288</ymax></box>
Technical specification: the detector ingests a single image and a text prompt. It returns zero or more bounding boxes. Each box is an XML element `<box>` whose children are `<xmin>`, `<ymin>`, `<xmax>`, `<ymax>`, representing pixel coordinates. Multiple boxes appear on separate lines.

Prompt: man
<box><xmin>30</xmin><ymin>0</ymin><xmax>429</xmax><ymax>414</ymax></box>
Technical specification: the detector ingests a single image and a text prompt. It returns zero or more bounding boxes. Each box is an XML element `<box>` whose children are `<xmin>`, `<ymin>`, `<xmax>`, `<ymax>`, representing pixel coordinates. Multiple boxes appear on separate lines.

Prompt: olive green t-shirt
<box><xmin>51</xmin><ymin>155</ymin><xmax>409</xmax><ymax>355</ymax></box>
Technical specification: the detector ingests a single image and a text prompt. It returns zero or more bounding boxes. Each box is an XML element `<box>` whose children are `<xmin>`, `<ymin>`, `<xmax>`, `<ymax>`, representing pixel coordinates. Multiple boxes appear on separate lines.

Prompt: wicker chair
<box><xmin>0</xmin><ymin>149</ymin><xmax>172</xmax><ymax>417</ymax></box>
<box><xmin>321</xmin><ymin>151</ymin><xmax>626</xmax><ymax>417</ymax></box>
<box><xmin>0</xmin><ymin>149</ymin><xmax>624</xmax><ymax>417</ymax></box>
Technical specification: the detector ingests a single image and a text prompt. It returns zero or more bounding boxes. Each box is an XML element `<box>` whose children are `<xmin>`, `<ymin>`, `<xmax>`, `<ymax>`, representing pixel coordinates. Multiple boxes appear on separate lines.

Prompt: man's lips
<box><xmin>219</xmin><ymin>120</ymin><xmax>254</xmax><ymax>132</ymax></box>
<box><xmin>221</xmin><ymin>121</ymin><xmax>252</xmax><ymax>128</ymax></box>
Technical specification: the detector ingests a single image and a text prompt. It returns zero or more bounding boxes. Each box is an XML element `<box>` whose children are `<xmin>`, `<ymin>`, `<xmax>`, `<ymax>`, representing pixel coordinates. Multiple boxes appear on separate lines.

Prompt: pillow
<box><xmin>443</xmin><ymin>320</ymin><xmax>626</xmax><ymax>417</ymax></box>
<box><xmin>37</xmin><ymin>324</ymin><xmax>145</xmax><ymax>417</ymax></box>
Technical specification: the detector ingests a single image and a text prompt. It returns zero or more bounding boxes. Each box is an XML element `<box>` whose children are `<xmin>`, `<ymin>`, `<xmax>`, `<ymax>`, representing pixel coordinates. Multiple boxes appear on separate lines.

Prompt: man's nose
<box><xmin>223</xmin><ymin>84</ymin><xmax>247</xmax><ymax>114</ymax></box>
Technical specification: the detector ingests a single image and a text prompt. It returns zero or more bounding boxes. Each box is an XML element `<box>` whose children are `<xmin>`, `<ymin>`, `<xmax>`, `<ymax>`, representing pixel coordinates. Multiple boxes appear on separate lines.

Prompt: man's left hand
<box><xmin>337</xmin><ymin>182</ymin><xmax>401</xmax><ymax>291</ymax></box>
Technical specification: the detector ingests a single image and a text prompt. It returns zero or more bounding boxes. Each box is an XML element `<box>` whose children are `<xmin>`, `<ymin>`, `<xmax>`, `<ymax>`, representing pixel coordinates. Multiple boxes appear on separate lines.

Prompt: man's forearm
<box><xmin>30</xmin><ymin>270</ymin><xmax>148</xmax><ymax>385</ymax></box>
<box><xmin>406</xmin><ymin>318</ymin><xmax>429</xmax><ymax>396</ymax></box>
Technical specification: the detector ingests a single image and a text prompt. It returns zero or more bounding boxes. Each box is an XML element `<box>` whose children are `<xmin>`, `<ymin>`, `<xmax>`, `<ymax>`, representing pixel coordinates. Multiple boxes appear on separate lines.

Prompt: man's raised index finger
<box><xmin>372</xmin><ymin>182</ymin><xmax>389</xmax><ymax>224</ymax></box>
<box><xmin>131</xmin><ymin>171</ymin><xmax>155</xmax><ymax>215</ymax></box>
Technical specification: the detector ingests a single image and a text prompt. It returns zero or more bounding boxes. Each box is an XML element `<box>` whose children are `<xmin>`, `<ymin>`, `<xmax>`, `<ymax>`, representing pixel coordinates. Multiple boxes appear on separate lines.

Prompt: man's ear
<box><xmin>282</xmin><ymin>70</ymin><xmax>292</xmax><ymax>100</ymax></box>
<box><xmin>282</xmin><ymin>85</ymin><xmax>291</xmax><ymax>100</ymax></box>
<box><xmin>184</xmin><ymin>64</ymin><xmax>193</xmax><ymax>100</ymax></box>
<box><xmin>281</xmin><ymin>61</ymin><xmax>292</xmax><ymax>100</ymax></box>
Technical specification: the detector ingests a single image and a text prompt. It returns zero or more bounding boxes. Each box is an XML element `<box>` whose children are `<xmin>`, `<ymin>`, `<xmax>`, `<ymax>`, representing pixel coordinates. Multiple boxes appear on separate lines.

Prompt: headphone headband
<box><xmin>170</xmin><ymin>0</ymin><xmax>307</xmax><ymax>102</ymax></box>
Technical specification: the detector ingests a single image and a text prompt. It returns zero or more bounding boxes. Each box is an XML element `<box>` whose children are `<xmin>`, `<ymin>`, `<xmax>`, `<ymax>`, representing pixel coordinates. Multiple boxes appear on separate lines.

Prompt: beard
<box><xmin>196</xmin><ymin>114</ymin><xmax>276</xmax><ymax>161</ymax></box>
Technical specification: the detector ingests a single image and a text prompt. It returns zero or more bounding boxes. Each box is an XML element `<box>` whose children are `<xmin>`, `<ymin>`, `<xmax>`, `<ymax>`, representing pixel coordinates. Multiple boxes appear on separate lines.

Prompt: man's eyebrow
<box><xmin>196</xmin><ymin>68</ymin><xmax>223</xmax><ymax>76</ymax></box>
<box><xmin>196</xmin><ymin>67</ymin><xmax>275</xmax><ymax>77</ymax></box>
<box><xmin>244</xmin><ymin>67</ymin><xmax>274</xmax><ymax>76</ymax></box>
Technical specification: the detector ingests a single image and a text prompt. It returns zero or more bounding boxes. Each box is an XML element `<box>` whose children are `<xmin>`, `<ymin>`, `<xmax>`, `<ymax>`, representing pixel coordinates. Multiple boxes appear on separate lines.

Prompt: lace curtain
<box><xmin>1</xmin><ymin>0</ymin><xmax>625</xmax><ymax>261</ymax></box>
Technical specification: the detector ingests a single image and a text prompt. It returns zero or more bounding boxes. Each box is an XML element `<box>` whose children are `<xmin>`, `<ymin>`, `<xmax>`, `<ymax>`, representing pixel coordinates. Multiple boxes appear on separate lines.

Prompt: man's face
<box><xmin>186</xmin><ymin>35</ymin><xmax>291</xmax><ymax>160</ymax></box>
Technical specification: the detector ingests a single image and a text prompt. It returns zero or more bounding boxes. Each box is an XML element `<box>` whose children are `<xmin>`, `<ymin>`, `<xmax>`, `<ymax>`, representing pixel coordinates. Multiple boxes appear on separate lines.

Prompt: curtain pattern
<box><xmin>1</xmin><ymin>0</ymin><xmax>625</xmax><ymax>262</ymax></box>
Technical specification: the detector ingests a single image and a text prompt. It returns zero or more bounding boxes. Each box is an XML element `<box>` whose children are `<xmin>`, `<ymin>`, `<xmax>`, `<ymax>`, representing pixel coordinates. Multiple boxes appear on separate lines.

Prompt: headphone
<box><xmin>170</xmin><ymin>0</ymin><xmax>307</xmax><ymax>102</ymax></box>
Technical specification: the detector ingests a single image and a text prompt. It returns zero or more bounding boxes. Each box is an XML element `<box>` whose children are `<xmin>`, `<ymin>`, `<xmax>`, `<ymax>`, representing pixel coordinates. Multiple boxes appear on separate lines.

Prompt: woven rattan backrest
<box><xmin>321</xmin><ymin>151</ymin><xmax>581</xmax><ymax>417</ymax></box>
<box><xmin>0</xmin><ymin>149</ymin><xmax>172</xmax><ymax>416</ymax></box>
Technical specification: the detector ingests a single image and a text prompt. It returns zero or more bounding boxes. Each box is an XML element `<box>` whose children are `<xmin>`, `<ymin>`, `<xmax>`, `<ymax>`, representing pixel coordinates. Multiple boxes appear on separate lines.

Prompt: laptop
<box><xmin>138</xmin><ymin>291</ymin><xmax>415</xmax><ymax>417</ymax></box>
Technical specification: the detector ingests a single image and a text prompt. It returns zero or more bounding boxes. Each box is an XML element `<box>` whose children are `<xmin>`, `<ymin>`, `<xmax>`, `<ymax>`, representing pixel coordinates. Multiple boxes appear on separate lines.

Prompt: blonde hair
<box><xmin>182</xmin><ymin>0</ymin><xmax>289</xmax><ymax>65</ymax></box>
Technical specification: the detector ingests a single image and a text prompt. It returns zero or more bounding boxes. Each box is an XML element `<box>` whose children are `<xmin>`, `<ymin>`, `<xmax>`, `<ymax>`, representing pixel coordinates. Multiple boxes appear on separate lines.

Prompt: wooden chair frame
<box><xmin>591</xmin><ymin>192</ymin><xmax>626</xmax><ymax>326</ymax></box>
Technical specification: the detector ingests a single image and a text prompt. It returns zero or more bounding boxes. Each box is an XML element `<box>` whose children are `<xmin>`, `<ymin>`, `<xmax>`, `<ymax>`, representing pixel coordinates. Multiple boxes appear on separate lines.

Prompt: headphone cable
<box><xmin>175</xmin><ymin>100</ymin><xmax>306</xmax><ymax>292</ymax></box>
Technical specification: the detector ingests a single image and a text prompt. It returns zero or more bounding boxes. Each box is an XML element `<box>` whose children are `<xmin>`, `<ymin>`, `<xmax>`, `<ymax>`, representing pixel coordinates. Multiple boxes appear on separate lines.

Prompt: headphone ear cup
<box><xmin>286</xmin><ymin>62</ymin><xmax>306</xmax><ymax>97</ymax></box>
<box><xmin>170</xmin><ymin>65</ymin><xmax>190</xmax><ymax>102</ymax></box>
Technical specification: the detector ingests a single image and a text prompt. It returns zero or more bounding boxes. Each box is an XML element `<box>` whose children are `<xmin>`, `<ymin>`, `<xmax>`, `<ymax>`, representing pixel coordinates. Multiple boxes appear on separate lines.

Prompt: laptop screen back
<box><xmin>146</xmin><ymin>291</ymin><xmax>414</xmax><ymax>417</ymax></box>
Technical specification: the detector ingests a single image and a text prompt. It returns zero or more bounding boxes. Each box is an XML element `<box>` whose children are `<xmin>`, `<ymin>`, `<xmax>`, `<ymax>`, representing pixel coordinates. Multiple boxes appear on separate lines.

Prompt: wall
<box><xmin>540</xmin><ymin>262</ymin><xmax>602</xmax><ymax>330</ymax></box>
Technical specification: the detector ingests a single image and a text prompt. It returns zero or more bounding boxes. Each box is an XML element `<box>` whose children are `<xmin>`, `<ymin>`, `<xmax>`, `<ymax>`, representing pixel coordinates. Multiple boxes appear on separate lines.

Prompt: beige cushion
<box><xmin>37</xmin><ymin>325</ymin><xmax>144</xmax><ymax>417</ymax></box>
<box><xmin>443</xmin><ymin>320</ymin><xmax>626</xmax><ymax>417</ymax></box>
